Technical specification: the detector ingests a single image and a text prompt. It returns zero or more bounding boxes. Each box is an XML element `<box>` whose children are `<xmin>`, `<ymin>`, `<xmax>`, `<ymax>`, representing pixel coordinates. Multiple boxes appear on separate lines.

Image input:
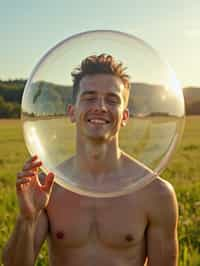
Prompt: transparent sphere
<box><xmin>21</xmin><ymin>30</ymin><xmax>185</xmax><ymax>197</ymax></box>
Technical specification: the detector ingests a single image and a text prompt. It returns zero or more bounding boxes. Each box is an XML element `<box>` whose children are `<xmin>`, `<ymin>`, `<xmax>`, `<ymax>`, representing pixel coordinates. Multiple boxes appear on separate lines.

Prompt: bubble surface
<box><xmin>21</xmin><ymin>30</ymin><xmax>185</xmax><ymax>197</ymax></box>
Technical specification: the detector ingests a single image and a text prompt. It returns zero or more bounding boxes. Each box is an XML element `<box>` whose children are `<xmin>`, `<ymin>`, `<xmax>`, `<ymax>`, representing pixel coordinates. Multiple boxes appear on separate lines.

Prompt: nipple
<box><xmin>125</xmin><ymin>234</ymin><xmax>133</xmax><ymax>242</ymax></box>
<box><xmin>56</xmin><ymin>231</ymin><xmax>64</xmax><ymax>239</ymax></box>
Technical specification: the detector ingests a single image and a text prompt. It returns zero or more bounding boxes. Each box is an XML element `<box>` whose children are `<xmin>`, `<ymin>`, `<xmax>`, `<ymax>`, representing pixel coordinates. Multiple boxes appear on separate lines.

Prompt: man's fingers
<box><xmin>16</xmin><ymin>177</ymin><xmax>32</xmax><ymax>185</ymax></box>
<box><xmin>42</xmin><ymin>172</ymin><xmax>54</xmax><ymax>193</ymax></box>
<box><xmin>24</xmin><ymin>155</ymin><xmax>38</xmax><ymax>166</ymax></box>
<box><xmin>17</xmin><ymin>171</ymin><xmax>35</xmax><ymax>179</ymax></box>
<box><xmin>23</xmin><ymin>161</ymin><xmax>42</xmax><ymax>172</ymax></box>
<box><xmin>16</xmin><ymin>177</ymin><xmax>32</xmax><ymax>191</ymax></box>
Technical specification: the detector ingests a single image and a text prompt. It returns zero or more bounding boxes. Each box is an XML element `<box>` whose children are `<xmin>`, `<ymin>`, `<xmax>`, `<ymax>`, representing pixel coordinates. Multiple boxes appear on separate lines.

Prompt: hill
<box><xmin>0</xmin><ymin>79</ymin><xmax>199</xmax><ymax>117</ymax></box>
<box><xmin>183</xmin><ymin>87</ymin><xmax>200</xmax><ymax>115</ymax></box>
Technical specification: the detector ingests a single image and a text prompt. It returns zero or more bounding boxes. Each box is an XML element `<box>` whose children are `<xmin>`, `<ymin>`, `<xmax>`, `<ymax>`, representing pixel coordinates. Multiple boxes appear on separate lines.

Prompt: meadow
<box><xmin>0</xmin><ymin>117</ymin><xmax>199</xmax><ymax>265</ymax></box>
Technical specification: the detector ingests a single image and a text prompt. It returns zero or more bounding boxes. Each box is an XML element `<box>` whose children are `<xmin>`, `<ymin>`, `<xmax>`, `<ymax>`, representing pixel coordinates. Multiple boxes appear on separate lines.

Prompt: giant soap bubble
<box><xmin>21</xmin><ymin>30</ymin><xmax>185</xmax><ymax>197</ymax></box>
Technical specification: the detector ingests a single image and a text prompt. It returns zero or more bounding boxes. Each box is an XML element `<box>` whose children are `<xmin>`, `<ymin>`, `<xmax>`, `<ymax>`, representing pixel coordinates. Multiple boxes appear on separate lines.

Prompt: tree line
<box><xmin>0</xmin><ymin>79</ymin><xmax>200</xmax><ymax>118</ymax></box>
<box><xmin>0</xmin><ymin>79</ymin><xmax>25</xmax><ymax>118</ymax></box>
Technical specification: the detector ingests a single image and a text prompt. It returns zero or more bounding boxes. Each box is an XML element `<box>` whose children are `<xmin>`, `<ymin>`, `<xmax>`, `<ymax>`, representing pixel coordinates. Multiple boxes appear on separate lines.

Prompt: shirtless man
<box><xmin>2</xmin><ymin>54</ymin><xmax>178</xmax><ymax>266</ymax></box>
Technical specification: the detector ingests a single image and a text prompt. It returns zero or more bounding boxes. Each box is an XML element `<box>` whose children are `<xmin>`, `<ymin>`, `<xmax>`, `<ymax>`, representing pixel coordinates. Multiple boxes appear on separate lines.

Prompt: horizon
<box><xmin>1</xmin><ymin>78</ymin><xmax>200</xmax><ymax>89</ymax></box>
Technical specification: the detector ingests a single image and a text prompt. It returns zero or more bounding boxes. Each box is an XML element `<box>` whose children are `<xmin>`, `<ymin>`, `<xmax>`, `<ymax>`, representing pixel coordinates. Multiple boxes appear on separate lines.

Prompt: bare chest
<box><xmin>46</xmin><ymin>188</ymin><xmax>148</xmax><ymax>249</ymax></box>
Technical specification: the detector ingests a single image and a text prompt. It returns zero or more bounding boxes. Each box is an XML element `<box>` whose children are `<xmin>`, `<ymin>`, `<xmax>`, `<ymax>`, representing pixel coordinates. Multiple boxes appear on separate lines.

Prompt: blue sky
<box><xmin>1</xmin><ymin>0</ymin><xmax>200</xmax><ymax>87</ymax></box>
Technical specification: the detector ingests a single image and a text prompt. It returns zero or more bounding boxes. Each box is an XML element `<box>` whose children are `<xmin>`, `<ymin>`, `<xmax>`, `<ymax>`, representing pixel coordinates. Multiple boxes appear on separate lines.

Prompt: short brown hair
<box><xmin>71</xmin><ymin>54</ymin><xmax>130</xmax><ymax>103</ymax></box>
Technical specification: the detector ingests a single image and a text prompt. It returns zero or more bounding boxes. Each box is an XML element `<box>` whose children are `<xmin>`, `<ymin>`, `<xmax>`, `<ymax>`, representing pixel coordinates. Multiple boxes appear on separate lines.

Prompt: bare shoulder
<box><xmin>56</xmin><ymin>156</ymin><xmax>75</xmax><ymax>172</ymax></box>
<box><xmin>121</xmin><ymin>151</ymin><xmax>155</xmax><ymax>177</ymax></box>
<box><xmin>144</xmin><ymin>176</ymin><xmax>178</xmax><ymax>223</ymax></box>
<box><xmin>146</xmin><ymin>176</ymin><xmax>176</xmax><ymax>198</ymax></box>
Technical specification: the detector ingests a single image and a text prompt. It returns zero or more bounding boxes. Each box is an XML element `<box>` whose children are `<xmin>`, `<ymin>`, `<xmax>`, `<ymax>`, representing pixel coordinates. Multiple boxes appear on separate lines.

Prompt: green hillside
<box><xmin>0</xmin><ymin>79</ymin><xmax>200</xmax><ymax>118</ymax></box>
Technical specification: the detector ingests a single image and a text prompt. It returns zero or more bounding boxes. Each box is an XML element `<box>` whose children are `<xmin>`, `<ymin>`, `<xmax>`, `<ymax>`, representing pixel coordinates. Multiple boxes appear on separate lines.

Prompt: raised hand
<box><xmin>16</xmin><ymin>155</ymin><xmax>54</xmax><ymax>220</ymax></box>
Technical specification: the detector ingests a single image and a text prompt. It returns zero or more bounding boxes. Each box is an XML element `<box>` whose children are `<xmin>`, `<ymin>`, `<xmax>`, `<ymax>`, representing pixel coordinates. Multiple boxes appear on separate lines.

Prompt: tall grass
<box><xmin>0</xmin><ymin>117</ymin><xmax>199</xmax><ymax>265</ymax></box>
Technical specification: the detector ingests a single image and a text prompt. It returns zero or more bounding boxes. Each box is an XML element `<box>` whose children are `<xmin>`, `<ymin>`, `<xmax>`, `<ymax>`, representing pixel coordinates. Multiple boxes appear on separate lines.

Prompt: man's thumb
<box><xmin>43</xmin><ymin>172</ymin><xmax>54</xmax><ymax>193</ymax></box>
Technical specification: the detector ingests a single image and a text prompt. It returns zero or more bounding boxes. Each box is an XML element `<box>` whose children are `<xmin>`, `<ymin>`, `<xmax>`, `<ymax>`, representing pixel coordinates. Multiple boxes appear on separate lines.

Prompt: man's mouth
<box><xmin>87</xmin><ymin>118</ymin><xmax>110</xmax><ymax>125</ymax></box>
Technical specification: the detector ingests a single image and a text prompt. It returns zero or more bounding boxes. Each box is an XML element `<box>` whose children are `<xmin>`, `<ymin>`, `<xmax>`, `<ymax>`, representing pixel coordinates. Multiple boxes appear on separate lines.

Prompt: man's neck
<box><xmin>74</xmin><ymin>136</ymin><xmax>122</xmax><ymax>178</ymax></box>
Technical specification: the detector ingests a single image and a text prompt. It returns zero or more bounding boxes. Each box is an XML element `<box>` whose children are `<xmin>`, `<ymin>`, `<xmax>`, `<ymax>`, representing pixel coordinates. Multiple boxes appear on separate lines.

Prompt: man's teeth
<box><xmin>89</xmin><ymin>119</ymin><xmax>108</xmax><ymax>124</ymax></box>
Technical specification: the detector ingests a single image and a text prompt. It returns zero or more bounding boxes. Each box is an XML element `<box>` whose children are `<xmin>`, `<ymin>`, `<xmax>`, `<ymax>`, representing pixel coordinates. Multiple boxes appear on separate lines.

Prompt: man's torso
<box><xmin>45</xmin><ymin>180</ymin><xmax>153</xmax><ymax>266</ymax></box>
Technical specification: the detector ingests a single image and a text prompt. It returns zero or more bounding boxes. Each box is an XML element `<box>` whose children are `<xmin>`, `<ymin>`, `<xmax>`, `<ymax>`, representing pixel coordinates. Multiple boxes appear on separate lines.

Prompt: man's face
<box><xmin>68</xmin><ymin>74</ymin><xmax>129</xmax><ymax>142</ymax></box>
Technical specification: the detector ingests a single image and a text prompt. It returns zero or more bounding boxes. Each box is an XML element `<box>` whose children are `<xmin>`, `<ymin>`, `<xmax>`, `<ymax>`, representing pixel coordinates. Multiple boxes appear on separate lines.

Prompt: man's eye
<box><xmin>107</xmin><ymin>98</ymin><xmax>120</xmax><ymax>105</ymax></box>
<box><xmin>84</xmin><ymin>97</ymin><xmax>96</xmax><ymax>101</ymax></box>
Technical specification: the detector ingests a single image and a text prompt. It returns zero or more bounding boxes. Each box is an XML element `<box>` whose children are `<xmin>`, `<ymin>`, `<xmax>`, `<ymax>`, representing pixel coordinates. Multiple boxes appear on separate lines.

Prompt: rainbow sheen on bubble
<box><xmin>21</xmin><ymin>30</ymin><xmax>185</xmax><ymax>197</ymax></box>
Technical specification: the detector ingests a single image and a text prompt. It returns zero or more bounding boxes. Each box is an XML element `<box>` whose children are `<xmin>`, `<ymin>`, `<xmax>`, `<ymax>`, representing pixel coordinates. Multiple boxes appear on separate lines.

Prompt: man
<box><xmin>2</xmin><ymin>54</ymin><xmax>178</xmax><ymax>266</ymax></box>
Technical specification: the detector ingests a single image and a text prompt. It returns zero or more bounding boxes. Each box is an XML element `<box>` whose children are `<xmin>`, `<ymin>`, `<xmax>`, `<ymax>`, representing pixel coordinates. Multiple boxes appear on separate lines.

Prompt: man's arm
<box><xmin>146</xmin><ymin>179</ymin><xmax>178</xmax><ymax>266</ymax></box>
<box><xmin>2</xmin><ymin>210</ymin><xmax>48</xmax><ymax>266</ymax></box>
<box><xmin>2</xmin><ymin>156</ymin><xmax>54</xmax><ymax>266</ymax></box>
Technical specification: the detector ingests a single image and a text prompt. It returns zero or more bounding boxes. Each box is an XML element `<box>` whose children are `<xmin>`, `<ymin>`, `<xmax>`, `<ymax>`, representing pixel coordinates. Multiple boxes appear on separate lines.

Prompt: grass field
<box><xmin>0</xmin><ymin>117</ymin><xmax>200</xmax><ymax>265</ymax></box>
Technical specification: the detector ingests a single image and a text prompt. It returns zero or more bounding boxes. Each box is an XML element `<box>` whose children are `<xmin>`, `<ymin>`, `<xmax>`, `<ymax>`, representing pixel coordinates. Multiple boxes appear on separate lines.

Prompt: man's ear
<box><xmin>66</xmin><ymin>104</ymin><xmax>76</xmax><ymax>123</ymax></box>
<box><xmin>121</xmin><ymin>108</ymin><xmax>129</xmax><ymax>127</ymax></box>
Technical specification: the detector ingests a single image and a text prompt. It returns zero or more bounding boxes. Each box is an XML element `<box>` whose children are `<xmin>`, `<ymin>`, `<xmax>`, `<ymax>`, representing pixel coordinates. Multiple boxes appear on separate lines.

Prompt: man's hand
<box><xmin>16</xmin><ymin>155</ymin><xmax>54</xmax><ymax>220</ymax></box>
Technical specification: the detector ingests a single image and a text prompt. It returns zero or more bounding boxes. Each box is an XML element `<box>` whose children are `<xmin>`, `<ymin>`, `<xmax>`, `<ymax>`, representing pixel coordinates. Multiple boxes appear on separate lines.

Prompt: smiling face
<box><xmin>68</xmin><ymin>74</ymin><xmax>129</xmax><ymax>142</ymax></box>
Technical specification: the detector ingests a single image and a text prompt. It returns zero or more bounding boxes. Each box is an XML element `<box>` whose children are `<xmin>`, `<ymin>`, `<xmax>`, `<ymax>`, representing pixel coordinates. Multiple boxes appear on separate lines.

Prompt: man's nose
<box><xmin>94</xmin><ymin>97</ymin><xmax>107</xmax><ymax>111</ymax></box>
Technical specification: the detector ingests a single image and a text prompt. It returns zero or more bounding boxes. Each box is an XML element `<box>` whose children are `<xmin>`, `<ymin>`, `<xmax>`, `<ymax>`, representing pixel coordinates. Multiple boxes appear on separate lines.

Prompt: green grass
<box><xmin>0</xmin><ymin>117</ymin><xmax>200</xmax><ymax>265</ymax></box>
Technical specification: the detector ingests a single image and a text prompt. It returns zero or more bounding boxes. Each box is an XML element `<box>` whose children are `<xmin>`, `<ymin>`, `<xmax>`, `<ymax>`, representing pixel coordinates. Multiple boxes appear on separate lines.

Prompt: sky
<box><xmin>1</xmin><ymin>0</ymin><xmax>200</xmax><ymax>88</ymax></box>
